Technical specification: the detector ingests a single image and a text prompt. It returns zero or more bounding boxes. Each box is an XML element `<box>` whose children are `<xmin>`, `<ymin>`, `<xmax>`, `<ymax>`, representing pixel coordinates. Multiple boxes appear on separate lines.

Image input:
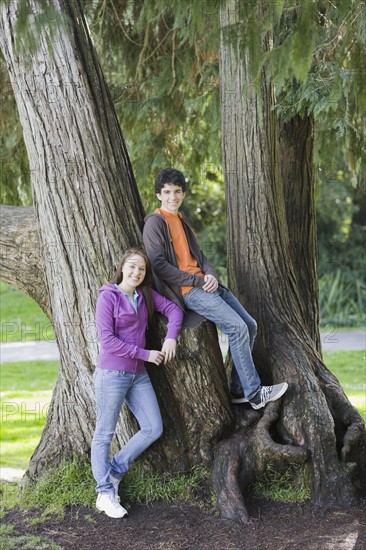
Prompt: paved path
<box><xmin>0</xmin><ymin>340</ymin><xmax>60</xmax><ymax>363</ymax></box>
<box><xmin>0</xmin><ymin>332</ymin><xmax>365</xmax><ymax>363</ymax></box>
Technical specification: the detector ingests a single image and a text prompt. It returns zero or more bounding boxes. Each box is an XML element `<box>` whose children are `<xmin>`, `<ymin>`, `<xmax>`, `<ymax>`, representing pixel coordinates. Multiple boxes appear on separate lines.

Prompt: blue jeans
<box><xmin>91</xmin><ymin>369</ymin><xmax>163</xmax><ymax>493</ymax></box>
<box><xmin>183</xmin><ymin>286</ymin><xmax>260</xmax><ymax>399</ymax></box>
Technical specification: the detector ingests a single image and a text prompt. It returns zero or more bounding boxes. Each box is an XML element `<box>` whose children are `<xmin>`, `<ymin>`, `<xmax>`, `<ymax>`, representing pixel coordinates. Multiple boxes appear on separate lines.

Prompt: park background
<box><xmin>0</xmin><ymin>0</ymin><xmax>365</xmax><ymax>548</ymax></box>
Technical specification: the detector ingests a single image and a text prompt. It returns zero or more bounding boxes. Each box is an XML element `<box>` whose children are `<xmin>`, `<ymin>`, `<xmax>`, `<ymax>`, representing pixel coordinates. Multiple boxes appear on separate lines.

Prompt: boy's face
<box><xmin>156</xmin><ymin>183</ymin><xmax>186</xmax><ymax>215</ymax></box>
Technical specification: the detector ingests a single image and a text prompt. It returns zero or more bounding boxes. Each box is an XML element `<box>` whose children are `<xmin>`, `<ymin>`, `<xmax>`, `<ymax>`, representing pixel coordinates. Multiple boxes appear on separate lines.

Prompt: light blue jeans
<box><xmin>91</xmin><ymin>369</ymin><xmax>163</xmax><ymax>493</ymax></box>
<box><xmin>183</xmin><ymin>285</ymin><xmax>260</xmax><ymax>399</ymax></box>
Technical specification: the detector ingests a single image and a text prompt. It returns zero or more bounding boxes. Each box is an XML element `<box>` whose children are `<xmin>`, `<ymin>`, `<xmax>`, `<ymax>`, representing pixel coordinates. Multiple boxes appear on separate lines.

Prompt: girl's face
<box><xmin>121</xmin><ymin>254</ymin><xmax>147</xmax><ymax>290</ymax></box>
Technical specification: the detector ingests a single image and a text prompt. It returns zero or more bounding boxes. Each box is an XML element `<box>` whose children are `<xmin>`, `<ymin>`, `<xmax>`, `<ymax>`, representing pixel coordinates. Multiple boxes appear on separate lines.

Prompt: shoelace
<box><xmin>260</xmin><ymin>386</ymin><xmax>273</xmax><ymax>401</ymax></box>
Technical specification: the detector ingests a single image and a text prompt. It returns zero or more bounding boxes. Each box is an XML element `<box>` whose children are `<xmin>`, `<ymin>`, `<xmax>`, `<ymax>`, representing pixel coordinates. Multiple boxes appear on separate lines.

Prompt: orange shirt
<box><xmin>157</xmin><ymin>209</ymin><xmax>204</xmax><ymax>295</ymax></box>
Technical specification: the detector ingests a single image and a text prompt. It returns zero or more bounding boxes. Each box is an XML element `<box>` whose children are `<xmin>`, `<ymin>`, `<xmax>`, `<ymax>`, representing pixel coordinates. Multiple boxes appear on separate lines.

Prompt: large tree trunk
<box><xmin>215</xmin><ymin>0</ymin><xmax>365</xmax><ymax>521</ymax></box>
<box><xmin>0</xmin><ymin>0</ymin><xmax>232</xmax><ymax>484</ymax></box>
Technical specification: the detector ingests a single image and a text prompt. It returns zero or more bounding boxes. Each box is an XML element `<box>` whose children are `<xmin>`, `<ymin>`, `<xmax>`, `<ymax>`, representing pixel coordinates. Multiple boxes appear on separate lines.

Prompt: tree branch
<box><xmin>0</xmin><ymin>204</ymin><xmax>49</xmax><ymax>316</ymax></box>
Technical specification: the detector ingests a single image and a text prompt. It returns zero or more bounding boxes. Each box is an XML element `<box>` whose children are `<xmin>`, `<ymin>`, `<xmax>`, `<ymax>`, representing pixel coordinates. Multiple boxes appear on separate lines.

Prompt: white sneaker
<box><xmin>96</xmin><ymin>492</ymin><xmax>128</xmax><ymax>518</ymax></box>
<box><xmin>249</xmin><ymin>383</ymin><xmax>288</xmax><ymax>410</ymax></box>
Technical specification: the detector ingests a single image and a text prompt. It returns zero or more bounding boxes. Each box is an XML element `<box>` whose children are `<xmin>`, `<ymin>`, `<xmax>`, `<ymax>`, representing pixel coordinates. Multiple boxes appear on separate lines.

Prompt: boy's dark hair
<box><xmin>154</xmin><ymin>168</ymin><xmax>187</xmax><ymax>193</ymax></box>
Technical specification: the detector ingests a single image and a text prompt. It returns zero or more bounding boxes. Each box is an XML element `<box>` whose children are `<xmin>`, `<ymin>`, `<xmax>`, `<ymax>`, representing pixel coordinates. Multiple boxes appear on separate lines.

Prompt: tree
<box><xmin>0</xmin><ymin>0</ymin><xmax>232</xmax><ymax>485</ymax></box>
<box><xmin>213</xmin><ymin>0</ymin><xmax>365</xmax><ymax>521</ymax></box>
<box><xmin>3</xmin><ymin>0</ymin><xmax>364</xmax><ymax>283</ymax></box>
<box><xmin>0</xmin><ymin>0</ymin><xmax>365</xmax><ymax>524</ymax></box>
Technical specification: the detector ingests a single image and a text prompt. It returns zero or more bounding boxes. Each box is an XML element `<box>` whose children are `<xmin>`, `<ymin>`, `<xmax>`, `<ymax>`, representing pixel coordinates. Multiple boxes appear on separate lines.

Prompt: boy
<box><xmin>143</xmin><ymin>167</ymin><xmax>288</xmax><ymax>409</ymax></box>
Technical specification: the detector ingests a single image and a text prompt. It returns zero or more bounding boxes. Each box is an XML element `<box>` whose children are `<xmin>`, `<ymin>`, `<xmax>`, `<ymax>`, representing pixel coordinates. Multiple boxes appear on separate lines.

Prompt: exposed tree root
<box><xmin>314</xmin><ymin>357</ymin><xmax>366</xmax><ymax>492</ymax></box>
<box><xmin>212</xmin><ymin>402</ymin><xmax>309</xmax><ymax>523</ymax></box>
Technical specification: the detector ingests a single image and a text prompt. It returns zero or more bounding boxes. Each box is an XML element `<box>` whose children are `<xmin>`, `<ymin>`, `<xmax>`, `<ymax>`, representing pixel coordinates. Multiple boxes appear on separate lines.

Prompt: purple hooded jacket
<box><xmin>96</xmin><ymin>284</ymin><xmax>183</xmax><ymax>372</ymax></box>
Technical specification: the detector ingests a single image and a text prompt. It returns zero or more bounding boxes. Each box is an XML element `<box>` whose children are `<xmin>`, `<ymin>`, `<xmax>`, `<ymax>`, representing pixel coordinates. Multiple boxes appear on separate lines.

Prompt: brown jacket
<box><xmin>143</xmin><ymin>212</ymin><xmax>219</xmax><ymax>328</ymax></box>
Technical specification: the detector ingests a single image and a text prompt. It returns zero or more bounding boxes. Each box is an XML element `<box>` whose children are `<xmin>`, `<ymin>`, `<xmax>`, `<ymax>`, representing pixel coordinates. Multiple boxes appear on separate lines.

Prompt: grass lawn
<box><xmin>323</xmin><ymin>350</ymin><xmax>366</xmax><ymax>421</ymax></box>
<box><xmin>0</xmin><ymin>361</ymin><xmax>59</xmax><ymax>469</ymax></box>
<box><xmin>0</xmin><ymin>352</ymin><xmax>364</xmax><ymax>471</ymax></box>
<box><xmin>0</xmin><ymin>283</ymin><xmax>54</xmax><ymax>343</ymax></box>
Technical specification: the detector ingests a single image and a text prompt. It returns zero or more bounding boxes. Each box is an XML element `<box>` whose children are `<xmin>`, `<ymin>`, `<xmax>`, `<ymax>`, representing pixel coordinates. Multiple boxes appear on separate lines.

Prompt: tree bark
<box><xmin>279</xmin><ymin>116</ymin><xmax>321</xmax><ymax>350</ymax></box>
<box><xmin>216</xmin><ymin>0</ymin><xmax>365</xmax><ymax>521</ymax></box>
<box><xmin>0</xmin><ymin>0</ymin><xmax>233</xmax><ymax>483</ymax></box>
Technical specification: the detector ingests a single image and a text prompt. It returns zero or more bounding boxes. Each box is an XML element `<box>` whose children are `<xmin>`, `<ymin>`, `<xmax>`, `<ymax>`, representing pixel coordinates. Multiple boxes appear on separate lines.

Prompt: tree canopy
<box><xmin>1</xmin><ymin>2</ymin><xmax>365</xmax><ymax>304</ymax></box>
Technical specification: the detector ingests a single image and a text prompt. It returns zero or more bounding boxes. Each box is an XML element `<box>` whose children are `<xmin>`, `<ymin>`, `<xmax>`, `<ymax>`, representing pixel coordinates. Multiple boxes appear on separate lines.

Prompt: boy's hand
<box><xmin>202</xmin><ymin>274</ymin><xmax>218</xmax><ymax>292</ymax></box>
<box><xmin>148</xmin><ymin>350</ymin><xmax>166</xmax><ymax>365</ymax></box>
<box><xmin>161</xmin><ymin>338</ymin><xmax>177</xmax><ymax>363</ymax></box>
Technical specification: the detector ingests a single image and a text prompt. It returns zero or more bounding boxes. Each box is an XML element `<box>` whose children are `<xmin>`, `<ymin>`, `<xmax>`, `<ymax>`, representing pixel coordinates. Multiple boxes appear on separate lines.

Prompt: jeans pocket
<box><xmin>184</xmin><ymin>287</ymin><xmax>200</xmax><ymax>301</ymax></box>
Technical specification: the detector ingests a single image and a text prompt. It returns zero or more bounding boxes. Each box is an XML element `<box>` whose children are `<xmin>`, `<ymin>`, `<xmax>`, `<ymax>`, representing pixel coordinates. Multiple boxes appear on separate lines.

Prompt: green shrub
<box><xmin>319</xmin><ymin>269</ymin><xmax>365</xmax><ymax>327</ymax></box>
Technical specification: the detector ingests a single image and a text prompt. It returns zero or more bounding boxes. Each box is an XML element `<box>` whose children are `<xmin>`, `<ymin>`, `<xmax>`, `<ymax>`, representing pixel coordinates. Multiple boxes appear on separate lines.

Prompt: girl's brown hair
<box><xmin>110</xmin><ymin>248</ymin><xmax>154</xmax><ymax>323</ymax></box>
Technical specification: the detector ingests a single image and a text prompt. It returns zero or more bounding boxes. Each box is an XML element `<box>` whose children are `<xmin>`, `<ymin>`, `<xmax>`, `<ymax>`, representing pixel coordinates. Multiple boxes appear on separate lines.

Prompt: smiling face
<box><xmin>120</xmin><ymin>254</ymin><xmax>147</xmax><ymax>293</ymax></box>
<box><xmin>156</xmin><ymin>183</ymin><xmax>186</xmax><ymax>215</ymax></box>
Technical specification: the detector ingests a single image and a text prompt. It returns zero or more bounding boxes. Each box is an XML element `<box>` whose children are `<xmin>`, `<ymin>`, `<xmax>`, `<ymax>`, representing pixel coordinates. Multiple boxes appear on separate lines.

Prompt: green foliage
<box><xmin>270</xmin><ymin>2</ymin><xmax>365</xmax><ymax>109</ymax></box>
<box><xmin>1</xmin><ymin>1</ymin><xmax>364</xmax><ymax>322</ymax></box>
<box><xmin>0</xmin><ymin>283</ymin><xmax>54</xmax><ymax>343</ymax></box>
<box><xmin>182</xmin><ymin>167</ymin><xmax>227</xmax><ymax>275</ymax></box>
<box><xmin>315</xmin><ymin>166</ymin><xmax>358</xmax><ymax>249</ymax></box>
<box><xmin>319</xmin><ymin>270</ymin><xmax>365</xmax><ymax>327</ymax></box>
<box><xmin>315</xmin><ymin>146</ymin><xmax>365</xmax><ymax>327</ymax></box>
<box><xmin>84</xmin><ymin>0</ymin><xmax>365</xmax><ymax>279</ymax></box>
<box><xmin>3</xmin><ymin>0</ymin><xmax>71</xmax><ymax>58</ymax></box>
<box><xmin>251</xmin><ymin>463</ymin><xmax>310</xmax><ymax>503</ymax></box>
<box><xmin>84</xmin><ymin>0</ymin><xmax>223</xmax><ymax>220</ymax></box>
<box><xmin>0</xmin><ymin>59</ymin><xmax>31</xmax><ymax>206</ymax></box>
<box><xmin>226</xmin><ymin>1</ymin><xmax>366</xmax><ymax>175</ymax></box>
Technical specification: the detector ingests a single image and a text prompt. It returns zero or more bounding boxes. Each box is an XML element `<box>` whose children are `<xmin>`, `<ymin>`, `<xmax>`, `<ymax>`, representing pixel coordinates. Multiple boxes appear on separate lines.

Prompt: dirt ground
<box><xmin>3</xmin><ymin>496</ymin><xmax>366</xmax><ymax>550</ymax></box>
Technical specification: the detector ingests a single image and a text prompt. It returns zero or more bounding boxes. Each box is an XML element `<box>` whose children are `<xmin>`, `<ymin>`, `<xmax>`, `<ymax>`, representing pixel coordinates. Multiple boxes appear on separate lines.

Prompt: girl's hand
<box><xmin>148</xmin><ymin>350</ymin><xmax>166</xmax><ymax>365</ymax></box>
<box><xmin>161</xmin><ymin>338</ymin><xmax>177</xmax><ymax>364</ymax></box>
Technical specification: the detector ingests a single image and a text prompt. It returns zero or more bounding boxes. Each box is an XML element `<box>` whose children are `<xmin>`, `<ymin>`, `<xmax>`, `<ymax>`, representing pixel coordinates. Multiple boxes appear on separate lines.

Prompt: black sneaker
<box><xmin>249</xmin><ymin>383</ymin><xmax>288</xmax><ymax>410</ymax></box>
<box><xmin>230</xmin><ymin>392</ymin><xmax>249</xmax><ymax>404</ymax></box>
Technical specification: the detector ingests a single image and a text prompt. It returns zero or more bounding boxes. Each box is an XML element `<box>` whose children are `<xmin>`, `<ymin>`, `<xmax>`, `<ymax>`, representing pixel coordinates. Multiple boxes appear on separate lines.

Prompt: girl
<box><xmin>91</xmin><ymin>248</ymin><xmax>183</xmax><ymax>518</ymax></box>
